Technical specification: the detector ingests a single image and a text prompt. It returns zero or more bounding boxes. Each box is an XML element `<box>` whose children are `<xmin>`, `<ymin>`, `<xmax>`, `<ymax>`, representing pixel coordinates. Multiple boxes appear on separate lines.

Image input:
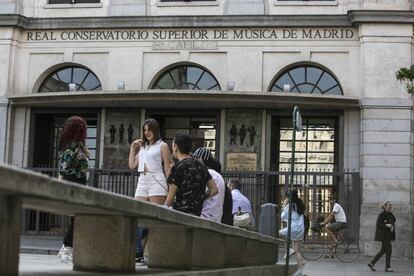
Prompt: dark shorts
<box><xmin>327</xmin><ymin>222</ymin><xmax>347</xmax><ymax>232</ymax></box>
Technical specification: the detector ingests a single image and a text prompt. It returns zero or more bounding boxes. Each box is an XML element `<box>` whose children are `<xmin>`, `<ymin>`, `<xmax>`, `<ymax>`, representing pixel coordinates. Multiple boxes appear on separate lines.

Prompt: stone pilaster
<box><xmin>109</xmin><ymin>0</ymin><xmax>147</xmax><ymax>16</ymax></box>
<box><xmin>0</xmin><ymin>97</ymin><xmax>8</xmax><ymax>163</ymax></box>
<box><xmin>360</xmin><ymin>98</ymin><xmax>413</xmax><ymax>258</ymax></box>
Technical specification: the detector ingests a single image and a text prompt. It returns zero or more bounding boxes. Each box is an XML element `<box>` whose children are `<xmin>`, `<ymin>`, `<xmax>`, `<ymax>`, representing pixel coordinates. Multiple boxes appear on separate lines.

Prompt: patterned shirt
<box><xmin>58</xmin><ymin>142</ymin><xmax>89</xmax><ymax>180</ymax></box>
<box><xmin>167</xmin><ymin>157</ymin><xmax>212</xmax><ymax>216</ymax></box>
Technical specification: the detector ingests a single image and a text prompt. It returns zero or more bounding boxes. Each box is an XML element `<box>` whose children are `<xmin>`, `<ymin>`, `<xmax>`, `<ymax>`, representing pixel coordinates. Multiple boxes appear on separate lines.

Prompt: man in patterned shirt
<box><xmin>165</xmin><ymin>133</ymin><xmax>218</xmax><ymax>215</ymax></box>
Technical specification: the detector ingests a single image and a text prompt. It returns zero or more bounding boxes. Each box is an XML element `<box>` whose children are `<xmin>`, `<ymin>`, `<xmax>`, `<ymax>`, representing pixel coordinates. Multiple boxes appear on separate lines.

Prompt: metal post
<box><xmin>285</xmin><ymin>106</ymin><xmax>301</xmax><ymax>276</ymax></box>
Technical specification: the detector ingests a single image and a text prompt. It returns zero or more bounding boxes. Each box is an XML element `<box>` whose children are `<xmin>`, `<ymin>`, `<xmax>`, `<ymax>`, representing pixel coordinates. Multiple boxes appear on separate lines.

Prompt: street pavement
<box><xmin>293</xmin><ymin>254</ymin><xmax>414</xmax><ymax>276</ymax></box>
<box><xmin>19</xmin><ymin>237</ymin><xmax>414</xmax><ymax>275</ymax></box>
<box><xmin>18</xmin><ymin>253</ymin><xmax>414</xmax><ymax>276</ymax></box>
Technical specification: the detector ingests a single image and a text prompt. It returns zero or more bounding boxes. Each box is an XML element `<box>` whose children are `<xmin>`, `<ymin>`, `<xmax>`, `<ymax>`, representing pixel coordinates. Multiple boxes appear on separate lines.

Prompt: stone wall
<box><xmin>109</xmin><ymin>0</ymin><xmax>147</xmax><ymax>16</ymax></box>
<box><xmin>103</xmin><ymin>108</ymin><xmax>141</xmax><ymax>169</ymax></box>
<box><xmin>0</xmin><ymin>0</ymin><xmax>22</xmax><ymax>14</ymax></box>
<box><xmin>359</xmin><ymin>98</ymin><xmax>413</xmax><ymax>257</ymax></box>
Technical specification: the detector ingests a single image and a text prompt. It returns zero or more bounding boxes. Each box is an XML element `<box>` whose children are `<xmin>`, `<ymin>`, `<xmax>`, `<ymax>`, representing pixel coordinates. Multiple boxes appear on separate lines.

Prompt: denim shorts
<box><xmin>327</xmin><ymin>221</ymin><xmax>347</xmax><ymax>232</ymax></box>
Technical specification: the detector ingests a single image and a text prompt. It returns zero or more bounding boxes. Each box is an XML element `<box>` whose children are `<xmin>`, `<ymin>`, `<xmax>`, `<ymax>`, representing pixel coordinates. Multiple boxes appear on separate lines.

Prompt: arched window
<box><xmin>270</xmin><ymin>65</ymin><xmax>343</xmax><ymax>95</ymax></box>
<box><xmin>152</xmin><ymin>64</ymin><xmax>220</xmax><ymax>90</ymax></box>
<box><xmin>38</xmin><ymin>66</ymin><xmax>102</xmax><ymax>92</ymax></box>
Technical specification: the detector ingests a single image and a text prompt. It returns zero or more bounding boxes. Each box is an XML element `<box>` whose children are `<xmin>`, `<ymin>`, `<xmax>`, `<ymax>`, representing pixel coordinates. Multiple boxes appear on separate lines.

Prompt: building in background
<box><xmin>0</xmin><ymin>0</ymin><xmax>413</xmax><ymax>258</ymax></box>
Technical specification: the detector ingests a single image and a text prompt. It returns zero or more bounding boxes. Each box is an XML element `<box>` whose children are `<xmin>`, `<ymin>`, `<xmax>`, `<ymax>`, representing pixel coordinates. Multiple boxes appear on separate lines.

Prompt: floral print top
<box><xmin>58</xmin><ymin>142</ymin><xmax>89</xmax><ymax>180</ymax></box>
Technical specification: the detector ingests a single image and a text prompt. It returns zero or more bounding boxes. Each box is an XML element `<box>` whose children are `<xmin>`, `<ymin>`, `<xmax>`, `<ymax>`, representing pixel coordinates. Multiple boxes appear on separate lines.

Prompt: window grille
<box><xmin>270</xmin><ymin>64</ymin><xmax>343</xmax><ymax>95</ymax></box>
<box><xmin>38</xmin><ymin>66</ymin><xmax>102</xmax><ymax>92</ymax></box>
<box><xmin>152</xmin><ymin>64</ymin><xmax>221</xmax><ymax>90</ymax></box>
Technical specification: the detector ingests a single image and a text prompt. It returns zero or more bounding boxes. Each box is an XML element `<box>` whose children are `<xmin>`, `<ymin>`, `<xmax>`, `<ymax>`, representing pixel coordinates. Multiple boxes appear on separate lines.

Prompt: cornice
<box><xmin>348</xmin><ymin>10</ymin><xmax>414</xmax><ymax>24</ymax></box>
<box><xmin>0</xmin><ymin>11</ymin><xmax>413</xmax><ymax>30</ymax></box>
<box><xmin>0</xmin><ymin>14</ymin><xmax>352</xmax><ymax>30</ymax></box>
<box><xmin>7</xmin><ymin>90</ymin><xmax>360</xmax><ymax>110</ymax></box>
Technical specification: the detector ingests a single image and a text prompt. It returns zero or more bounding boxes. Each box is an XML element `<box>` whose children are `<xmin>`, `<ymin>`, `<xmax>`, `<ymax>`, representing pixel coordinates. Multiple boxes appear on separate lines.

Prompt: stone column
<box><xmin>73</xmin><ymin>215</ymin><xmax>136</xmax><ymax>273</ymax></box>
<box><xmin>360</xmin><ymin>98</ymin><xmax>413</xmax><ymax>257</ymax></box>
<box><xmin>0</xmin><ymin>195</ymin><xmax>22</xmax><ymax>276</ymax></box>
<box><xmin>0</xmin><ymin>97</ymin><xmax>8</xmax><ymax>163</ymax></box>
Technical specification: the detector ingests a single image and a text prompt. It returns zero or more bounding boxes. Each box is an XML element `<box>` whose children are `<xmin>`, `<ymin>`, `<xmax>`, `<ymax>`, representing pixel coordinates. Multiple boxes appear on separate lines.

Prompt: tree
<box><xmin>396</xmin><ymin>65</ymin><xmax>414</xmax><ymax>94</ymax></box>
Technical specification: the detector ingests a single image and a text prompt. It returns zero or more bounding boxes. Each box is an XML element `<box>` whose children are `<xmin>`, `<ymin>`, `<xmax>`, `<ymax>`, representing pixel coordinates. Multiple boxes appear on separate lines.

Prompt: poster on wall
<box><xmin>226</xmin><ymin>153</ymin><xmax>257</xmax><ymax>171</ymax></box>
<box><xmin>224</xmin><ymin>109</ymin><xmax>262</xmax><ymax>170</ymax></box>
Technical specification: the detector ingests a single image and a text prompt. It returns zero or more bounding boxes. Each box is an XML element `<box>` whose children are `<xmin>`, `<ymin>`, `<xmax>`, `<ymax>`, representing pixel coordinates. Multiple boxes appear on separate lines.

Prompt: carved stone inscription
<box><xmin>25</xmin><ymin>28</ymin><xmax>357</xmax><ymax>42</ymax></box>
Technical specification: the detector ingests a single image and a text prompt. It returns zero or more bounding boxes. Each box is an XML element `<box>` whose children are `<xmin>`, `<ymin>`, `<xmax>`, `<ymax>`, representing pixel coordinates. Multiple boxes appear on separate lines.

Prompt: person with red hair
<box><xmin>56</xmin><ymin>116</ymin><xmax>89</xmax><ymax>263</ymax></box>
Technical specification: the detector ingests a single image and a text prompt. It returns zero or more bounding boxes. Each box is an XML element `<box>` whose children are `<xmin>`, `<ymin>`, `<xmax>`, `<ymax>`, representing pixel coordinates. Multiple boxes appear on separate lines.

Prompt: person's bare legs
<box><xmin>135</xmin><ymin>196</ymin><xmax>149</xmax><ymax>202</ymax></box>
<box><xmin>293</xmin><ymin>240</ymin><xmax>304</xmax><ymax>270</ymax></box>
<box><xmin>325</xmin><ymin>227</ymin><xmax>337</xmax><ymax>250</ymax></box>
<box><xmin>149</xmin><ymin>196</ymin><xmax>166</xmax><ymax>205</ymax></box>
<box><xmin>143</xmin><ymin>196</ymin><xmax>167</xmax><ymax>262</ymax></box>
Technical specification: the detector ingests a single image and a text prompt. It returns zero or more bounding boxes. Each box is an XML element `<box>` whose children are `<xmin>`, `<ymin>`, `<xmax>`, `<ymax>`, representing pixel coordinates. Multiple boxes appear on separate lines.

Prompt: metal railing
<box><xmin>22</xmin><ymin>167</ymin><xmax>360</xmax><ymax>241</ymax></box>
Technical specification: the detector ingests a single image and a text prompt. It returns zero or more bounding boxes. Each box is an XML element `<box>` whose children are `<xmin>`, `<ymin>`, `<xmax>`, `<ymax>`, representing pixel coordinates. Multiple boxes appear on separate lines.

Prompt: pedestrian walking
<box><xmin>279</xmin><ymin>190</ymin><xmax>306</xmax><ymax>276</ymax></box>
<box><xmin>128</xmin><ymin>118</ymin><xmax>171</xmax><ymax>264</ymax></box>
<box><xmin>368</xmin><ymin>200</ymin><xmax>396</xmax><ymax>272</ymax></box>
<box><xmin>164</xmin><ymin>133</ymin><xmax>218</xmax><ymax>215</ymax></box>
<box><xmin>56</xmin><ymin>116</ymin><xmax>89</xmax><ymax>264</ymax></box>
<box><xmin>192</xmin><ymin>147</ymin><xmax>225</xmax><ymax>223</ymax></box>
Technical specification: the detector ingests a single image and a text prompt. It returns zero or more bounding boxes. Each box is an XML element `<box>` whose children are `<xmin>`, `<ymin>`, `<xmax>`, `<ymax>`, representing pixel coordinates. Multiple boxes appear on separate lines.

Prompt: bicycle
<box><xmin>300</xmin><ymin>222</ymin><xmax>360</xmax><ymax>263</ymax></box>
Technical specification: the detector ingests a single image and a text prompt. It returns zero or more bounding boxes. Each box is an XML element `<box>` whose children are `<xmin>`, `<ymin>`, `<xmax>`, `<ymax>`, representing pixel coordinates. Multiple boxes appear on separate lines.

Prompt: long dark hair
<box><xmin>290</xmin><ymin>189</ymin><xmax>305</xmax><ymax>215</ymax></box>
<box><xmin>142</xmin><ymin>118</ymin><xmax>161</xmax><ymax>144</ymax></box>
<box><xmin>58</xmin><ymin>116</ymin><xmax>87</xmax><ymax>151</ymax></box>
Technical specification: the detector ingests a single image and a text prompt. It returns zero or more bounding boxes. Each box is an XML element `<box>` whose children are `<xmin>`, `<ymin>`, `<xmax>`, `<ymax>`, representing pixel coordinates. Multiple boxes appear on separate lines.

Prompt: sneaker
<box><xmin>57</xmin><ymin>245</ymin><xmax>73</xmax><ymax>264</ymax></box>
<box><xmin>323</xmin><ymin>254</ymin><xmax>334</xmax><ymax>259</ymax></box>
<box><xmin>293</xmin><ymin>268</ymin><xmax>306</xmax><ymax>276</ymax></box>
<box><xmin>368</xmin><ymin>263</ymin><xmax>376</xmax><ymax>272</ymax></box>
<box><xmin>135</xmin><ymin>257</ymin><xmax>146</xmax><ymax>266</ymax></box>
<box><xmin>57</xmin><ymin>245</ymin><xmax>64</xmax><ymax>260</ymax></box>
<box><xmin>143</xmin><ymin>255</ymin><xmax>149</xmax><ymax>265</ymax></box>
<box><xmin>385</xmin><ymin>268</ymin><xmax>394</xmax><ymax>272</ymax></box>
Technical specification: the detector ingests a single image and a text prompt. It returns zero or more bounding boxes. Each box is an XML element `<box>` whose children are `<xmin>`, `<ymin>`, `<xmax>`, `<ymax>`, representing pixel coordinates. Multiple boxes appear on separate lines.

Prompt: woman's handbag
<box><xmin>233</xmin><ymin>212</ymin><xmax>251</xmax><ymax>228</ymax></box>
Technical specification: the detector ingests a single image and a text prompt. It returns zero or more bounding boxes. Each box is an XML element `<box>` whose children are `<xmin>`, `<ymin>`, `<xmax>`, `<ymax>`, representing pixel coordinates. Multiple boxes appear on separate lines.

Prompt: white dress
<box><xmin>279</xmin><ymin>203</ymin><xmax>305</xmax><ymax>241</ymax></box>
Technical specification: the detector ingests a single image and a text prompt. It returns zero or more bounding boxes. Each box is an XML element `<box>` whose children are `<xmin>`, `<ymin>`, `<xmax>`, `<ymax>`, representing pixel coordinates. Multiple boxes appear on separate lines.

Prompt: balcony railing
<box><xmin>22</xmin><ymin>167</ymin><xmax>360</xmax><ymax>241</ymax></box>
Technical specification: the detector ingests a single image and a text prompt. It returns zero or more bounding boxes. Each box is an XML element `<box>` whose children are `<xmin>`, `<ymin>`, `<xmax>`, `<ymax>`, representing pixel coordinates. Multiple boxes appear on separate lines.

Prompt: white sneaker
<box><xmin>143</xmin><ymin>255</ymin><xmax>149</xmax><ymax>265</ymax></box>
<box><xmin>283</xmin><ymin>248</ymin><xmax>295</xmax><ymax>260</ymax></box>
<box><xmin>294</xmin><ymin>268</ymin><xmax>306</xmax><ymax>276</ymax></box>
<box><xmin>57</xmin><ymin>245</ymin><xmax>73</xmax><ymax>264</ymax></box>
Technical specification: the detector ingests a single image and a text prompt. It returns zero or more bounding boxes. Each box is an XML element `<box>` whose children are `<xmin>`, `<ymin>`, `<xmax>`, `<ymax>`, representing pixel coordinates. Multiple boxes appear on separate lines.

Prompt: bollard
<box><xmin>259</xmin><ymin>203</ymin><xmax>278</xmax><ymax>263</ymax></box>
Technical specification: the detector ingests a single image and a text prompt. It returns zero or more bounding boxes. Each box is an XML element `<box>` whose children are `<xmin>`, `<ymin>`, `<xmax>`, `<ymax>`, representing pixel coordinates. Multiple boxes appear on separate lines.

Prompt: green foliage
<box><xmin>396</xmin><ymin>65</ymin><xmax>414</xmax><ymax>94</ymax></box>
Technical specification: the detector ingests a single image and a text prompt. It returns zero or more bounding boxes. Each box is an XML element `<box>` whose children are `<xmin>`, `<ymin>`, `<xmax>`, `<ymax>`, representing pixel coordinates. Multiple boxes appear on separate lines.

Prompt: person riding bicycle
<box><xmin>320</xmin><ymin>194</ymin><xmax>347</xmax><ymax>256</ymax></box>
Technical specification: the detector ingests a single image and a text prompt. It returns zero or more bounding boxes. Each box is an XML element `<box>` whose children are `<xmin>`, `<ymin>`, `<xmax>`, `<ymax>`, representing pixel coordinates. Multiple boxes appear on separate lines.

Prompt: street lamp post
<box><xmin>285</xmin><ymin>106</ymin><xmax>302</xmax><ymax>276</ymax></box>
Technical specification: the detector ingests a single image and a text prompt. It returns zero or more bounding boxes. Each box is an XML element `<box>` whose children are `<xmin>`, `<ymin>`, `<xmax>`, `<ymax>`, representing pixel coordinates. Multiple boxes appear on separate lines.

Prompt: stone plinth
<box><xmin>0</xmin><ymin>195</ymin><xmax>21</xmax><ymax>276</ymax></box>
<box><xmin>73</xmin><ymin>215</ymin><xmax>136</xmax><ymax>273</ymax></box>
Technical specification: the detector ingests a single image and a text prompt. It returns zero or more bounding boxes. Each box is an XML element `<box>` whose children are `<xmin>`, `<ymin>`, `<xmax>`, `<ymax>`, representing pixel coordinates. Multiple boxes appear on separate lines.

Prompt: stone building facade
<box><xmin>0</xmin><ymin>0</ymin><xmax>413</xmax><ymax>258</ymax></box>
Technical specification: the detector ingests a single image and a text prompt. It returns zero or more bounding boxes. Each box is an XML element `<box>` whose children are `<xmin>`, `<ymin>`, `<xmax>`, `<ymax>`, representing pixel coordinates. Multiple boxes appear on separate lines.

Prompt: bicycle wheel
<box><xmin>300</xmin><ymin>233</ymin><xmax>325</xmax><ymax>261</ymax></box>
<box><xmin>335</xmin><ymin>241</ymin><xmax>360</xmax><ymax>263</ymax></box>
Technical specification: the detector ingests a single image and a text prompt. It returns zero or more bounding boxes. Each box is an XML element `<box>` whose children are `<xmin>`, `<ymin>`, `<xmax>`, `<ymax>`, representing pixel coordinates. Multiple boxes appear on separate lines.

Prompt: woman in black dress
<box><xmin>368</xmin><ymin>200</ymin><xmax>396</xmax><ymax>272</ymax></box>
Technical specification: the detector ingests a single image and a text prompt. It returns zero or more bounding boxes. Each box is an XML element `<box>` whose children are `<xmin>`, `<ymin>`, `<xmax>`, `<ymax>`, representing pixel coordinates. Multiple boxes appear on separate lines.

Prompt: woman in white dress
<box><xmin>128</xmin><ymin>118</ymin><xmax>171</xmax><ymax>204</ymax></box>
<box><xmin>279</xmin><ymin>190</ymin><xmax>306</xmax><ymax>276</ymax></box>
<box><xmin>128</xmin><ymin>118</ymin><xmax>171</xmax><ymax>263</ymax></box>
